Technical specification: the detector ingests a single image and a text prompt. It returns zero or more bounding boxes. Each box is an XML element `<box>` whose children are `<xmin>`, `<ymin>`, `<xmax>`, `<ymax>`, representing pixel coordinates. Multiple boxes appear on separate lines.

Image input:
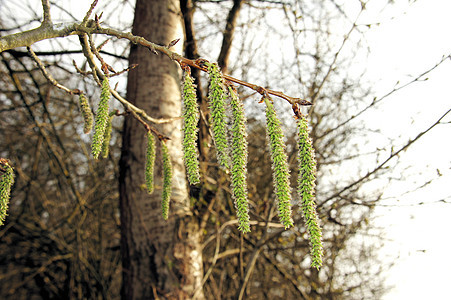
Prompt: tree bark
<box><xmin>119</xmin><ymin>0</ymin><xmax>204</xmax><ymax>299</ymax></box>
<box><xmin>217</xmin><ymin>0</ymin><xmax>244</xmax><ymax>74</ymax></box>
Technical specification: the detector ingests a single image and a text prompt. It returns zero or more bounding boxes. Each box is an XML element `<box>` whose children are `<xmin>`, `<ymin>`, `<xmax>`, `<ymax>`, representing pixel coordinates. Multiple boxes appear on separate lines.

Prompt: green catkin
<box><xmin>181</xmin><ymin>68</ymin><xmax>201</xmax><ymax>185</ymax></box>
<box><xmin>145</xmin><ymin>131</ymin><xmax>156</xmax><ymax>194</ymax></box>
<box><xmin>92</xmin><ymin>78</ymin><xmax>111</xmax><ymax>159</ymax></box>
<box><xmin>263</xmin><ymin>97</ymin><xmax>294</xmax><ymax>229</ymax></box>
<box><xmin>297</xmin><ymin>116</ymin><xmax>323</xmax><ymax>269</ymax></box>
<box><xmin>228</xmin><ymin>85</ymin><xmax>250</xmax><ymax>233</ymax></box>
<box><xmin>0</xmin><ymin>160</ymin><xmax>14</xmax><ymax>226</ymax></box>
<box><xmin>101</xmin><ymin>112</ymin><xmax>115</xmax><ymax>159</ymax></box>
<box><xmin>161</xmin><ymin>141</ymin><xmax>172</xmax><ymax>220</ymax></box>
<box><xmin>78</xmin><ymin>93</ymin><xmax>93</xmax><ymax>134</ymax></box>
<box><xmin>206</xmin><ymin>62</ymin><xmax>230</xmax><ymax>170</ymax></box>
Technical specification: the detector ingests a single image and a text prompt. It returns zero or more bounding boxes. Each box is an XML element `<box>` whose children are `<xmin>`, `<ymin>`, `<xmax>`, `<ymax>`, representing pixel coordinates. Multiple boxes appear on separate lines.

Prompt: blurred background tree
<box><xmin>0</xmin><ymin>0</ymin><xmax>449</xmax><ymax>299</ymax></box>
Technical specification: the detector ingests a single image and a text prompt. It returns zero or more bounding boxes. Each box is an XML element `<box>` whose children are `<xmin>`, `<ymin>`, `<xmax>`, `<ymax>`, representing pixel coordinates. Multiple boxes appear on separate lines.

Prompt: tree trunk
<box><xmin>119</xmin><ymin>0</ymin><xmax>204</xmax><ymax>299</ymax></box>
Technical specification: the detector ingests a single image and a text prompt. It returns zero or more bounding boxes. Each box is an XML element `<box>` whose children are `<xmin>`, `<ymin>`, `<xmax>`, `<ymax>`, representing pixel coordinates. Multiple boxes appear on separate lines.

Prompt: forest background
<box><xmin>0</xmin><ymin>0</ymin><xmax>450</xmax><ymax>299</ymax></box>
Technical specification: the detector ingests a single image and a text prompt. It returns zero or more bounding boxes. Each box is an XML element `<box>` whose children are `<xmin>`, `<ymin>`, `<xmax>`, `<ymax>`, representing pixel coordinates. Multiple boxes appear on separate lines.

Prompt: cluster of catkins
<box><xmin>180</xmin><ymin>62</ymin><xmax>323</xmax><ymax>268</ymax></box>
<box><xmin>1</xmin><ymin>63</ymin><xmax>323</xmax><ymax>269</ymax></box>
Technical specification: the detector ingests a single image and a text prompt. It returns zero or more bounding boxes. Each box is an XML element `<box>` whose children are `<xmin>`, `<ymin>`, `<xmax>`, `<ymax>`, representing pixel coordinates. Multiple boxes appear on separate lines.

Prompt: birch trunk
<box><xmin>119</xmin><ymin>0</ymin><xmax>204</xmax><ymax>298</ymax></box>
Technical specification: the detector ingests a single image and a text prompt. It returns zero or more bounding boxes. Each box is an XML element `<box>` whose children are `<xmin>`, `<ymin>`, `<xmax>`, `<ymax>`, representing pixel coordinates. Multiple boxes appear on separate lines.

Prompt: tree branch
<box><xmin>318</xmin><ymin>108</ymin><xmax>451</xmax><ymax>209</ymax></box>
<box><xmin>217</xmin><ymin>0</ymin><xmax>244</xmax><ymax>74</ymax></box>
<box><xmin>317</xmin><ymin>54</ymin><xmax>451</xmax><ymax>140</ymax></box>
<box><xmin>0</xmin><ymin>19</ymin><xmax>309</xmax><ymax>106</ymax></box>
<box><xmin>27</xmin><ymin>46</ymin><xmax>77</xmax><ymax>94</ymax></box>
<box><xmin>41</xmin><ymin>0</ymin><xmax>52</xmax><ymax>24</ymax></box>
<box><xmin>0</xmin><ymin>22</ymin><xmax>77</xmax><ymax>52</ymax></box>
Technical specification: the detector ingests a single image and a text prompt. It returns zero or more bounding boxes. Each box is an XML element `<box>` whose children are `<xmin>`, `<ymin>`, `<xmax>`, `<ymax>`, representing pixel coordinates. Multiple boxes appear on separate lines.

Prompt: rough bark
<box><xmin>119</xmin><ymin>0</ymin><xmax>204</xmax><ymax>299</ymax></box>
<box><xmin>217</xmin><ymin>0</ymin><xmax>244</xmax><ymax>74</ymax></box>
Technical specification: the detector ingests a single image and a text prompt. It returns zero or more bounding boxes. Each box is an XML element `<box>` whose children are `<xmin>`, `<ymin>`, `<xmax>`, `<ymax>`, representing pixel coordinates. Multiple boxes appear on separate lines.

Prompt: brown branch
<box><xmin>1</xmin><ymin>53</ymin><xmax>86</xmax><ymax>210</ymax></box>
<box><xmin>217</xmin><ymin>0</ymin><xmax>244</xmax><ymax>74</ymax></box>
<box><xmin>261</xmin><ymin>251</ymin><xmax>309</xmax><ymax>299</ymax></box>
<box><xmin>0</xmin><ymin>16</ymin><xmax>308</xmax><ymax>106</ymax></box>
<box><xmin>129</xmin><ymin>110</ymin><xmax>170</xmax><ymax>142</ymax></box>
<box><xmin>109</xmin><ymin>64</ymin><xmax>138</xmax><ymax>77</ymax></box>
<box><xmin>73</xmin><ymin>24</ymin><xmax>310</xmax><ymax>106</ymax></box>
<box><xmin>237</xmin><ymin>207</ymin><xmax>275</xmax><ymax>300</ymax></box>
<box><xmin>177</xmin><ymin>57</ymin><xmax>310</xmax><ymax>105</ymax></box>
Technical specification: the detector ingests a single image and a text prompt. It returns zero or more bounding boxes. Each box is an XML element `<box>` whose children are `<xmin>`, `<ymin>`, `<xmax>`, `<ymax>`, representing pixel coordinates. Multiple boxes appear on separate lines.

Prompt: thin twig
<box><xmin>201</xmin><ymin>220</ymin><xmax>284</xmax><ymax>250</ymax></box>
<box><xmin>237</xmin><ymin>247</ymin><xmax>262</xmax><ymax>300</ymax></box>
<box><xmin>109</xmin><ymin>64</ymin><xmax>138</xmax><ymax>77</ymax></box>
<box><xmin>318</xmin><ymin>54</ymin><xmax>451</xmax><ymax>140</ymax></box>
<box><xmin>82</xmin><ymin>0</ymin><xmax>99</xmax><ymax>25</ymax></box>
<box><xmin>41</xmin><ymin>0</ymin><xmax>52</xmax><ymax>24</ymax></box>
<box><xmin>78</xmin><ymin>33</ymin><xmax>101</xmax><ymax>85</ymax></box>
<box><xmin>318</xmin><ymin>108</ymin><xmax>451</xmax><ymax>208</ymax></box>
<box><xmin>129</xmin><ymin>110</ymin><xmax>170</xmax><ymax>141</ymax></box>
<box><xmin>88</xmin><ymin>33</ymin><xmax>115</xmax><ymax>74</ymax></box>
<box><xmin>78</xmin><ymin>32</ymin><xmax>182</xmax><ymax>125</ymax></box>
<box><xmin>310</xmin><ymin>7</ymin><xmax>364</xmax><ymax>105</ymax></box>
<box><xmin>111</xmin><ymin>89</ymin><xmax>182</xmax><ymax>124</ymax></box>
<box><xmin>237</xmin><ymin>206</ymin><xmax>273</xmax><ymax>300</ymax></box>
<box><xmin>27</xmin><ymin>46</ymin><xmax>80</xmax><ymax>94</ymax></box>
<box><xmin>73</xmin><ymin>59</ymin><xmax>92</xmax><ymax>76</ymax></box>
<box><xmin>261</xmin><ymin>251</ymin><xmax>309</xmax><ymax>299</ymax></box>
<box><xmin>74</xmin><ymin>25</ymin><xmax>309</xmax><ymax>107</ymax></box>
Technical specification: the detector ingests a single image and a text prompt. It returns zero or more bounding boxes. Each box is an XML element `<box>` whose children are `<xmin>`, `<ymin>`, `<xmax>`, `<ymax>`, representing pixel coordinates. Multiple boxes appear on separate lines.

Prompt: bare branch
<box><xmin>0</xmin><ymin>19</ymin><xmax>307</xmax><ymax>107</ymax></box>
<box><xmin>217</xmin><ymin>0</ymin><xmax>244</xmax><ymax>74</ymax></box>
<box><xmin>27</xmin><ymin>46</ymin><xmax>79</xmax><ymax>94</ymax></box>
<box><xmin>318</xmin><ymin>54</ymin><xmax>451</xmax><ymax>140</ymax></box>
<box><xmin>318</xmin><ymin>108</ymin><xmax>451</xmax><ymax>209</ymax></box>
<box><xmin>41</xmin><ymin>0</ymin><xmax>52</xmax><ymax>24</ymax></box>
<box><xmin>82</xmin><ymin>0</ymin><xmax>99</xmax><ymax>25</ymax></box>
<box><xmin>310</xmin><ymin>7</ymin><xmax>365</xmax><ymax>105</ymax></box>
<box><xmin>0</xmin><ymin>23</ymin><xmax>77</xmax><ymax>52</ymax></box>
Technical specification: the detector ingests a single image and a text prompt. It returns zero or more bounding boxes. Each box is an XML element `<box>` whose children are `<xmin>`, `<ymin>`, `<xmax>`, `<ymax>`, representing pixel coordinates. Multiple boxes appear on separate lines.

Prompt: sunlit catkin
<box><xmin>101</xmin><ymin>112</ymin><xmax>115</xmax><ymax>159</ymax></box>
<box><xmin>0</xmin><ymin>159</ymin><xmax>14</xmax><ymax>226</ymax></box>
<box><xmin>206</xmin><ymin>62</ymin><xmax>230</xmax><ymax>170</ymax></box>
<box><xmin>228</xmin><ymin>85</ymin><xmax>250</xmax><ymax>233</ymax></box>
<box><xmin>78</xmin><ymin>93</ymin><xmax>93</xmax><ymax>134</ymax></box>
<box><xmin>263</xmin><ymin>97</ymin><xmax>294</xmax><ymax>229</ymax></box>
<box><xmin>92</xmin><ymin>78</ymin><xmax>111</xmax><ymax>159</ymax></box>
<box><xmin>297</xmin><ymin>116</ymin><xmax>323</xmax><ymax>269</ymax></box>
<box><xmin>181</xmin><ymin>67</ymin><xmax>201</xmax><ymax>185</ymax></box>
<box><xmin>161</xmin><ymin>141</ymin><xmax>172</xmax><ymax>220</ymax></box>
<box><xmin>145</xmin><ymin>131</ymin><xmax>156</xmax><ymax>194</ymax></box>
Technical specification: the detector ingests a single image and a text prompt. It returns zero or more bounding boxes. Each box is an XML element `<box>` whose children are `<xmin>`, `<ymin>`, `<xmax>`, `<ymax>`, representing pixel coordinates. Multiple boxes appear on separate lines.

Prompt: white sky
<box><xmin>364</xmin><ymin>0</ymin><xmax>451</xmax><ymax>299</ymax></box>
